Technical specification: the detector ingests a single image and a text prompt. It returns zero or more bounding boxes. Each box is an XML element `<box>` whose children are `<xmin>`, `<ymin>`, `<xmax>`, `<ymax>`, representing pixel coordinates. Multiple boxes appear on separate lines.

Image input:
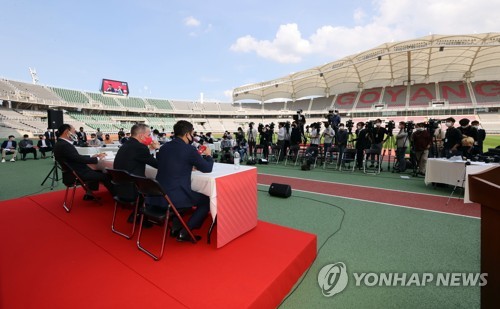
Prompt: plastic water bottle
<box><xmin>234</xmin><ymin>151</ymin><xmax>240</xmax><ymax>169</ymax></box>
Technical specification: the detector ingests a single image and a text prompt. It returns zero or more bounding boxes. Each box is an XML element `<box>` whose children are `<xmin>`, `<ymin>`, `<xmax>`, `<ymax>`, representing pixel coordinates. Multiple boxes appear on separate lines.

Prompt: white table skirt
<box><xmin>424</xmin><ymin>158</ymin><xmax>499</xmax><ymax>203</ymax></box>
<box><xmin>95</xmin><ymin>160</ymin><xmax>255</xmax><ymax>219</ymax></box>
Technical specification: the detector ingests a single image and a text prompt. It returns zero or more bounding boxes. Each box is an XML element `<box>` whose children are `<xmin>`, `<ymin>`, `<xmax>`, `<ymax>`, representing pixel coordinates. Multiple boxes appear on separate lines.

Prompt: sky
<box><xmin>1</xmin><ymin>0</ymin><xmax>499</xmax><ymax>102</ymax></box>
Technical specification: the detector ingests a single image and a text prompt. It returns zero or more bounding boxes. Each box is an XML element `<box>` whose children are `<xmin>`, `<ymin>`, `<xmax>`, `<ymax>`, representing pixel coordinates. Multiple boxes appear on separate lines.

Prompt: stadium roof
<box><xmin>232</xmin><ymin>32</ymin><xmax>500</xmax><ymax>102</ymax></box>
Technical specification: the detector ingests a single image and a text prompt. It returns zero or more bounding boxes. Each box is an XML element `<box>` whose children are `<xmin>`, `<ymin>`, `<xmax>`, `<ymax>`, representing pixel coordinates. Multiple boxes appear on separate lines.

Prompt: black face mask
<box><xmin>187</xmin><ymin>133</ymin><xmax>194</xmax><ymax>144</ymax></box>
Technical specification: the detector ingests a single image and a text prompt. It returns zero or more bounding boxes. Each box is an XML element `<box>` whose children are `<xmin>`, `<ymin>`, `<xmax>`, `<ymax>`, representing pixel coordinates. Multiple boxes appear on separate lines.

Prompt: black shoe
<box><xmin>176</xmin><ymin>230</ymin><xmax>201</xmax><ymax>242</ymax></box>
<box><xmin>83</xmin><ymin>194</ymin><xmax>99</xmax><ymax>201</ymax></box>
<box><xmin>170</xmin><ymin>228</ymin><xmax>181</xmax><ymax>238</ymax></box>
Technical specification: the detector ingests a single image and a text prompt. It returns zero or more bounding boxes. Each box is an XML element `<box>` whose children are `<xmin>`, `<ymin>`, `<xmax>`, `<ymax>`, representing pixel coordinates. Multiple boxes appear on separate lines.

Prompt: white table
<box><xmin>76</xmin><ymin>146</ymin><xmax>120</xmax><ymax>155</ymax></box>
<box><xmin>94</xmin><ymin>161</ymin><xmax>258</xmax><ymax>247</ymax></box>
<box><xmin>425</xmin><ymin>158</ymin><xmax>499</xmax><ymax>203</ymax></box>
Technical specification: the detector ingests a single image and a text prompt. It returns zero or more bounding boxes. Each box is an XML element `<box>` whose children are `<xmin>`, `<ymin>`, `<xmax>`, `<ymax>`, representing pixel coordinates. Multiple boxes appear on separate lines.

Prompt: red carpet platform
<box><xmin>0</xmin><ymin>190</ymin><xmax>316</xmax><ymax>309</ymax></box>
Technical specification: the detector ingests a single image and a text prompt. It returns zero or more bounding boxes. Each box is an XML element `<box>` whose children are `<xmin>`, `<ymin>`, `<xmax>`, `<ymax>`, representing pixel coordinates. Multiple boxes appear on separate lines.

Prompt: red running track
<box><xmin>258</xmin><ymin>174</ymin><xmax>480</xmax><ymax>218</ymax></box>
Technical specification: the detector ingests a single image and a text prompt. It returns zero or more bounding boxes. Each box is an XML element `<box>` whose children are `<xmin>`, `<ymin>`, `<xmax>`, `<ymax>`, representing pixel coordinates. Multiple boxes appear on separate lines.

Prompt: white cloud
<box><xmin>184</xmin><ymin>16</ymin><xmax>200</xmax><ymax>27</ymax></box>
<box><xmin>230</xmin><ymin>24</ymin><xmax>311</xmax><ymax>63</ymax></box>
<box><xmin>230</xmin><ymin>0</ymin><xmax>500</xmax><ymax>63</ymax></box>
<box><xmin>353</xmin><ymin>8</ymin><xmax>366</xmax><ymax>24</ymax></box>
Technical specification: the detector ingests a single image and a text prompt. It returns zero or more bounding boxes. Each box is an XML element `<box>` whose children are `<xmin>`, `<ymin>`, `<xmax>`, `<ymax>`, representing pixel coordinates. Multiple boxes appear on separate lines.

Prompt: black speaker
<box><xmin>268</xmin><ymin>183</ymin><xmax>292</xmax><ymax>198</ymax></box>
<box><xmin>47</xmin><ymin>110</ymin><xmax>63</xmax><ymax>130</ymax></box>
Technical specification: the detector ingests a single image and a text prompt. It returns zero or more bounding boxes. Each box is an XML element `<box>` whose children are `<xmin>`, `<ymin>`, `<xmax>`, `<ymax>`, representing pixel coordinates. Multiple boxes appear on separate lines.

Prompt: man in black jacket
<box><xmin>54</xmin><ymin>124</ymin><xmax>112</xmax><ymax>200</ymax></box>
<box><xmin>114</xmin><ymin>123</ymin><xmax>160</xmax><ymax>225</ymax></box>
<box><xmin>354</xmin><ymin>122</ymin><xmax>369</xmax><ymax>169</ymax></box>
<box><xmin>470</xmin><ymin>120</ymin><xmax>486</xmax><ymax>154</ymax></box>
<box><xmin>442</xmin><ymin>117</ymin><xmax>463</xmax><ymax>158</ymax></box>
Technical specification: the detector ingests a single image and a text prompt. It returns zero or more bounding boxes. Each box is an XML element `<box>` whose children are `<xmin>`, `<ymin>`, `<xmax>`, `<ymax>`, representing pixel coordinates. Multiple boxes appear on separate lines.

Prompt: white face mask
<box><xmin>375</xmin><ymin>123</ymin><xmax>381</xmax><ymax>127</ymax></box>
<box><xmin>461</xmin><ymin>125</ymin><xmax>468</xmax><ymax>128</ymax></box>
<box><xmin>445</xmin><ymin>122</ymin><xmax>453</xmax><ymax>127</ymax></box>
<box><xmin>417</xmin><ymin>128</ymin><xmax>424</xmax><ymax>131</ymax></box>
<box><xmin>339</xmin><ymin>126</ymin><xmax>345</xmax><ymax>130</ymax></box>
<box><xmin>472</xmin><ymin>126</ymin><xmax>479</xmax><ymax>129</ymax></box>
<box><xmin>69</xmin><ymin>132</ymin><xmax>78</xmax><ymax>142</ymax></box>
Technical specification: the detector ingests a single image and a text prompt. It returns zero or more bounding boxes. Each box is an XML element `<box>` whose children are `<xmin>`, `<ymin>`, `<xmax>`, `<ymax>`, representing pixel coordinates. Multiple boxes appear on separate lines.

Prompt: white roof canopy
<box><xmin>232</xmin><ymin>33</ymin><xmax>500</xmax><ymax>102</ymax></box>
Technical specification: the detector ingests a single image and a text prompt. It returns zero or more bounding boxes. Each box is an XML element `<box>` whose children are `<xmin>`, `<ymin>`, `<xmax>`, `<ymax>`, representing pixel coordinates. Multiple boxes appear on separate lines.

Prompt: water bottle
<box><xmin>234</xmin><ymin>151</ymin><xmax>240</xmax><ymax>169</ymax></box>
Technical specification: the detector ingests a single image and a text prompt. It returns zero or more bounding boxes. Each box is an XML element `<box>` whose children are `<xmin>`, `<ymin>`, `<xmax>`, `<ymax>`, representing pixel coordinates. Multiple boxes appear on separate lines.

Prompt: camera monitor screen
<box><xmin>101</xmin><ymin>79</ymin><xmax>129</xmax><ymax>96</ymax></box>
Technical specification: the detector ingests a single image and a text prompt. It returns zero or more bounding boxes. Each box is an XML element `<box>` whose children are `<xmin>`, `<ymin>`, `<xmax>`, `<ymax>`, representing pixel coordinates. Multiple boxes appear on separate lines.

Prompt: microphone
<box><xmin>198</xmin><ymin>145</ymin><xmax>207</xmax><ymax>155</ymax></box>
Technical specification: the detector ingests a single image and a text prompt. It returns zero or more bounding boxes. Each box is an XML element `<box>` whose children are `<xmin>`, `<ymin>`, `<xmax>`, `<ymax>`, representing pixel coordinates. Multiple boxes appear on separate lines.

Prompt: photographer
<box><xmin>277</xmin><ymin>122</ymin><xmax>291</xmax><ymax>160</ymax></box>
<box><xmin>367</xmin><ymin>119</ymin><xmax>388</xmax><ymax>167</ymax></box>
<box><xmin>246</xmin><ymin>122</ymin><xmax>257</xmax><ymax>158</ymax></box>
<box><xmin>301</xmin><ymin>122</ymin><xmax>320</xmax><ymax>170</ymax></box>
<box><xmin>326</xmin><ymin>110</ymin><xmax>341</xmax><ymax>135</ymax></box>
<box><xmin>470</xmin><ymin>120</ymin><xmax>486</xmax><ymax>154</ymax></box>
<box><xmin>322</xmin><ymin>122</ymin><xmax>335</xmax><ymax>156</ymax></box>
<box><xmin>411</xmin><ymin>122</ymin><xmax>432</xmax><ymax>175</ymax></box>
<box><xmin>335</xmin><ymin>123</ymin><xmax>348</xmax><ymax>167</ymax></box>
<box><xmin>259</xmin><ymin>124</ymin><xmax>272</xmax><ymax>159</ymax></box>
<box><xmin>290</xmin><ymin>121</ymin><xmax>302</xmax><ymax>146</ymax></box>
<box><xmin>394</xmin><ymin>121</ymin><xmax>409</xmax><ymax>172</ymax></box>
<box><xmin>293</xmin><ymin>109</ymin><xmax>307</xmax><ymax>143</ymax></box>
<box><xmin>443</xmin><ymin>117</ymin><xmax>462</xmax><ymax>158</ymax></box>
<box><xmin>354</xmin><ymin>122</ymin><xmax>369</xmax><ymax>169</ymax></box>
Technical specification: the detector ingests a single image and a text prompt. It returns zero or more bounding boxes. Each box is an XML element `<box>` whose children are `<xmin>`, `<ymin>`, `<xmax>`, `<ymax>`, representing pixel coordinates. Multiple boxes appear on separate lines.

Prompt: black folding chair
<box><xmin>131</xmin><ymin>175</ymin><xmax>198</xmax><ymax>261</ymax></box>
<box><xmin>59</xmin><ymin>161</ymin><xmax>94</xmax><ymax>212</ymax></box>
<box><xmin>339</xmin><ymin>148</ymin><xmax>357</xmax><ymax>172</ymax></box>
<box><xmin>105</xmin><ymin>168</ymin><xmax>140</xmax><ymax>239</ymax></box>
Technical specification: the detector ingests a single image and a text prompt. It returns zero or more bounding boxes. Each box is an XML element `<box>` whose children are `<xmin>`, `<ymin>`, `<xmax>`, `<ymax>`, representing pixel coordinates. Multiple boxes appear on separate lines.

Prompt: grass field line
<box><xmin>257</xmin><ymin>184</ymin><xmax>480</xmax><ymax>220</ymax></box>
<box><xmin>258</xmin><ymin>172</ymin><xmax>452</xmax><ymax>199</ymax></box>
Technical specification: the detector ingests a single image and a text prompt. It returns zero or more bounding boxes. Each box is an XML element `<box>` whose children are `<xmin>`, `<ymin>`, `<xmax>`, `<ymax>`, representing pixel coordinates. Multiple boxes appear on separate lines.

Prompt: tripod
<box><xmin>446</xmin><ymin>162</ymin><xmax>468</xmax><ymax>205</ymax></box>
<box><xmin>41</xmin><ymin>129</ymin><xmax>61</xmax><ymax>190</ymax></box>
<box><xmin>381</xmin><ymin>135</ymin><xmax>396</xmax><ymax>171</ymax></box>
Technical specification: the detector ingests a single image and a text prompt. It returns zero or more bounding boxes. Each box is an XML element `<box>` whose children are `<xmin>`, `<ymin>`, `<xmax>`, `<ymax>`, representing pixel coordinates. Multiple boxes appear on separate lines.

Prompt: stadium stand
<box><xmin>86</xmin><ymin>92</ymin><xmax>121</xmax><ymax>108</ymax></box>
<box><xmin>357</xmin><ymin>87</ymin><xmax>383</xmax><ymax>109</ymax></box>
<box><xmin>50</xmin><ymin>87</ymin><xmax>89</xmax><ymax>105</ymax></box>
<box><xmin>438</xmin><ymin>81</ymin><xmax>472</xmax><ymax>105</ymax></box>
<box><xmin>382</xmin><ymin>86</ymin><xmax>407</xmax><ymax>108</ymax></box>
<box><xmin>0</xmin><ymin>80</ymin><xmax>17</xmax><ymax>98</ymax></box>
<box><xmin>219</xmin><ymin>103</ymin><xmax>238</xmax><ymax>112</ymax></box>
<box><xmin>240</xmin><ymin>103</ymin><xmax>262</xmax><ymax>112</ymax></box>
<box><xmin>116</xmin><ymin>96</ymin><xmax>146</xmax><ymax>110</ymax></box>
<box><xmin>199</xmin><ymin>102</ymin><xmax>220</xmax><ymax>112</ymax></box>
<box><xmin>332</xmin><ymin>92</ymin><xmax>357</xmax><ymax>111</ymax></box>
<box><xmin>145</xmin><ymin>98</ymin><xmax>173</xmax><ymax>110</ymax></box>
<box><xmin>288</xmin><ymin>99</ymin><xmax>311</xmax><ymax>113</ymax></box>
<box><xmin>409</xmin><ymin>83</ymin><xmax>436</xmax><ymax>107</ymax></box>
<box><xmin>264</xmin><ymin>102</ymin><xmax>285</xmax><ymax>111</ymax></box>
<box><xmin>472</xmin><ymin>81</ymin><xmax>500</xmax><ymax>105</ymax></box>
<box><xmin>310</xmin><ymin>97</ymin><xmax>333</xmax><ymax>111</ymax></box>
<box><xmin>7</xmin><ymin>80</ymin><xmax>61</xmax><ymax>102</ymax></box>
<box><xmin>169</xmin><ymin>100</ymin><xmax>192</xmax><ymax>111</ymax></box>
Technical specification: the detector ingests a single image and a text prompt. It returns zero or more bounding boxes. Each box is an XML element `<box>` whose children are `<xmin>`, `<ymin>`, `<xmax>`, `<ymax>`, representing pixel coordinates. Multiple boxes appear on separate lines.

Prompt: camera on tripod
<box><xmin>385</xmin><ymin>120</ymin><xmax>395</xmax><ymax>136</ymax></box>
<box><xmin>404</xmin><ymin>121</ymin><xmax>415</xmax><ymax>133</ymax></box>
<box><xmin>346</xmin><ymin>119</ymin><xmax>354</xmax><ymax>133</ymax></box>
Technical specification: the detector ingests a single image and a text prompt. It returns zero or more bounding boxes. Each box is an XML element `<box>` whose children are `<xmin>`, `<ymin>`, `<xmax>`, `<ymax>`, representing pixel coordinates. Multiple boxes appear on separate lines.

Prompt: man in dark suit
<box><xmin>153</xmin><ymin>120</ymin><xmax>213</xmax><ymax>242</ymax></box>
<box><xmin>470</xmin><ymin>120</ymin><xmax>486</xmax><ymax>154</ymax></box>
<box><xmin>114</xmin><ymin>123</ymin><xmax>160</xmax><ymax>224</ymax></box>
<box><xmin>54</xmin><ymin>124</ymin><xmax>112</xmax><ymax>200</ymax></box>
<box><xmin>44</xmin><ymin>129</ymin><xmax>57</xmax><ymax>144</ymax></box>
<box><xmin>76</xmin><ymin>127</ymin><xmax>88</xmax><ymax>147</ymax></box>
<box><xmin>37</xmin><ymin>134</ymin><xmax>53</xmax><ymax>159</ymax></box>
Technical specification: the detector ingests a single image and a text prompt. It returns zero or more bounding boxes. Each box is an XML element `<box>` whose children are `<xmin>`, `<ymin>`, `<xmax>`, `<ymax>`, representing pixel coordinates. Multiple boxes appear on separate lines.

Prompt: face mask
<box><xmin>339</xmin><ymin>126</ymin><xmax>345</xmax><ymax>130</ymax></box>
<box><xmin>141</xmin><ymin>136</ymin><xmax>153</xmax><ymax>146</ymax></box>
<box><xmin>187</xmin><ymin>133</ymin><xmax>194</xmax><ymax>144</ymax></box>
<box><xmin>417</xmin><ymin>128</ymin><xmax>424</xmax><ymax>131</ymax></box>
<box><xmin>357</xmin><ymin>126</ymin><xmax>361</xmax><ymax>130</ymax></box>
<box><xmin>375</xmin><ymin>123</ymin><xmax>381</xmax><ymax>127</ymax></box>
<box><xmin>446</xmin><ymin>122</ymin><xmax>453</xmax><ymax>127</ymax></box>
<box><xmin>461</xmin><ymin>126</ymin><xmax>467</xmax><ymax>128</ymax></box>
<box><xmin>472</xmin><ymin>126</ymin><xmax>479</xmax><ymax>129</ymax></box>
<box><xmin>69</xmin><ymin>132</ymin><xmax>78</xmax><ymax>142</ymax></box>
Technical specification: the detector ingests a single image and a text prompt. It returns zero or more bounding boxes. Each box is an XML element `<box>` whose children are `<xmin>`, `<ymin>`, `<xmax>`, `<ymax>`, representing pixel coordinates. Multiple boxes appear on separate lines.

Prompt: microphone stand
<box><xmin>446</xmin><ymin>161</ymin><xmax>468</xmax><ymax>205</ymax></box>
<box><xmin>41</xmin><ymin>128</ymin><xmax>61</xmax><ymax>190</ymax></box>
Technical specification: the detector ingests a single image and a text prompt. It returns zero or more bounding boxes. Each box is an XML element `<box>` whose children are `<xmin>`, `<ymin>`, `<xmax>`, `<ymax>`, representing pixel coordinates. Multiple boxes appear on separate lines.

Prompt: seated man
<box><xmin>88</xmin><ymin>133</ymin><xmax>102</xmax><ymax>147</ymax></box>
<box><xmin>150</xmin><ymin>120</ymin><xmax>213</xmax><ymax>242</ymax></box>
<box><xmin>114</xmin><ymin>123</ymin><xmax>160</xmax><ymax>225</ymax></box>
<box><xmin>54</xmin><ymin>124</ymin><xmax>113</xmax><ymax>200</ymax></box>
<box><xmin>19</xmin><ymin>134</ymin><xmax>38</xmax><ymax>160</ymax></box>
<box><xmin>37</xmin><ymin>134</ymin><xmax>53</xmax><ymax>159</ymax></box>
<box><xmin>1</xmin><ymin>135</ymin><xmax>18</xmax><ymax>163</ymax></box>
